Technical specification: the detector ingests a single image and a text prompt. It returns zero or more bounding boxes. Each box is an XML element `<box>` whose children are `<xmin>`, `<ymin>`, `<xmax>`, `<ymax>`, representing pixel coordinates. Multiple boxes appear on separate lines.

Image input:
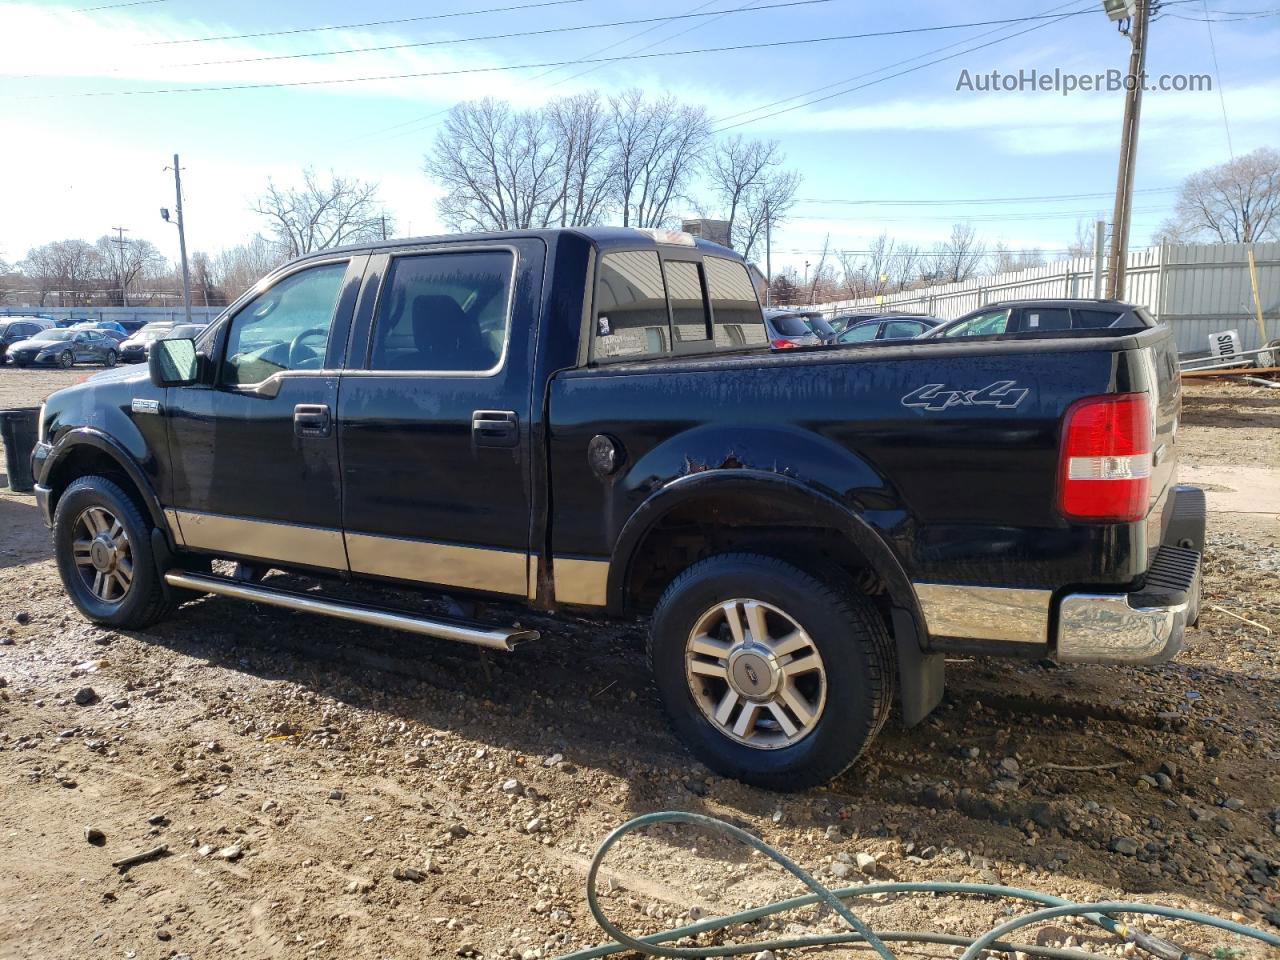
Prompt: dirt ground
<box><xmin>0</xmin><ymin>371</ymin><xmax>1277</xmax><ymax>960</ymax></box>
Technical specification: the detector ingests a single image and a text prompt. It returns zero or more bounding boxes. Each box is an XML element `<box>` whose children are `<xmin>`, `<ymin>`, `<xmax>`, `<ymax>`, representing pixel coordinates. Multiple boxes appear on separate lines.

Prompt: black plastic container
<box><xmin>0</xmin><ymin>407</ymin><xmax>40</xmax><ymax>493</ymax></box>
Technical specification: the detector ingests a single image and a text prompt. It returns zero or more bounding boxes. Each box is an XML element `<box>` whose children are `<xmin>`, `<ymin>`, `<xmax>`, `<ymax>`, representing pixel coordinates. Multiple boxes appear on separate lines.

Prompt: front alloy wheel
<box><xmin>58</xmin><ymin>350</ymin><xmax>74</xmax><ymax>368</ymax></box>
<box><xmin>686</xmin><ymin>599</ymin><xmax>826</xmax><ymax>749</ymax></box>
<box><xmin>70</xmin><ymin>505</ymin><xmax>134</xmax><ymax>603</ymax></box>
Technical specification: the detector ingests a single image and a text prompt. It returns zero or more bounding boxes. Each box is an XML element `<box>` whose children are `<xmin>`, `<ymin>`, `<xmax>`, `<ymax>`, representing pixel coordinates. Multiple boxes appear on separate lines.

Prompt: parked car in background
<box><xmin>7</xmin><ymin>328</ymin><xmax>120</xmax><ymax>367</ymax></box>
<box><xmin>836</xmin><ymin>315</ymin><xmax>940</xmax><ymax>345</ymax></box>
<box><xmin>163</xmin><ymin>322</ymin><xmax>207</xmax><ymax>341</ymax></box>
<box><xmin>763</xmin><ymin>308</ymin><xmax>838</xmax><ymax>349</ymax></box>
<box><xmin>829</xmin><ymin>312</ymin><xmax>883</xmax><ymax>335</ymax></box>
<box><xmin>117</xmin><ymin>319</ymin><xmax>149</xmax><ymax>334</ymax></box>
<box><xmin>72</xmin><ymin>321</ymin><xmax>129</xmax><ymax>343</ymax></box>
<box><xmin>119</xmin><ymin>322</ymin><xmax>174</xmax><ymax>364</ymax></box>
<box><xmin>0</xmin><ymin>316</ymin><xmax>57</xmax><ymax>363</ymax></box>
<box><xmin>924</xmin><ymin>300</ymin><xmax>1151</xmax><ymax>340</ymax></box>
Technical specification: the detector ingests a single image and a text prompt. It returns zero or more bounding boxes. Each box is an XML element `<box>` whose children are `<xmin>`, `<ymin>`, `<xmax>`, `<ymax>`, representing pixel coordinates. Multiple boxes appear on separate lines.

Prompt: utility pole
<box><xmin>1105</xmin><ymin>0</ymin><xmax>1149</xmax><ymax>300</ymax></box>
<box><xmin>381</xmin><ymin>214</ymin><xmax>388</xmax><ymax>241</ymax></box>
<box><xmin>1092</xmin><ymin>219</ymin><xmax>1106</xmax><ymax>298</ymax></box>
<box><xmin>164</xmin><ymin>154</ymin><xmax>193</xmax><ymax>325</ymax></box>
<box><xmin>764</xmin><ymin>198</ymin><xmax>772</xmax><ymax>308</ymax></box>
<box><xmin>110</xmin><ymin>225</ymin><xmax>130</xmax><ymax>306</ymax></box>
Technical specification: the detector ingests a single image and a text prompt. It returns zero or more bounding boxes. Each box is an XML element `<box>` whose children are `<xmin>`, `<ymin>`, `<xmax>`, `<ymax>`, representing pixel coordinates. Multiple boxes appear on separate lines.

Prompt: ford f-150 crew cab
<box><xmin>31</xmin><ymin>227</ymin><xmax>1204</xmax><ymax>789</ymax></box>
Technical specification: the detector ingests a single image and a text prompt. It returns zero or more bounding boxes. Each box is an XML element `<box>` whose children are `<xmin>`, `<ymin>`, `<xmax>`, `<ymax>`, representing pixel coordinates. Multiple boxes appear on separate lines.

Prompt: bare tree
<box><xmin>546</xmin><ymin>93</ymin><xmax>617</xmax><ymax>227</ymax></box>
<box><xmin>94</xmin><ymin>235</ymin><xmax>166</xmax><ymax>306</ymax></box>
<box><xmin>769</xmin><ymin>266</ymin><xmax>801</xmax><ymax>307</ymax></box>
<box><xmin>989</xmin><ymin>242</ymin><xmax>1046</xmax><ymax>275</ymax></box>
<box><xmin>212</xmin><ymin>236</ymin><xmax>289</xmax><ymax>300</ymax></box>
<box><xmin>1067</xmin><ymin>217</ymin><xmax>1099</xmax><ymax>257</ymax></box>
<box><xmin>426</xmin><ymin>99</ymin><xmax>564</xmax><ymax>232</ymax></box>
<box><xmin>1156</xmin><ymin>147</ymin><xmax>1279</xmax><ymax>244</ymax></box>
<box><xmin>888</xmin><ymin>243</ymin><xmax>920</xmax><ymax>292</ymax></box>
<box><xmin>253</xmin><ymin>168</ymin><xmax>386</xmax><ymax>258</ymax></box>
<box><xmin>609</xmin><ymin>90</ymin><xmax>711</xmax><ymax>228</ymax></box>
<box><xmin>706</xmin><ymin>136</ymin><xmax>800</xmax><ymax>259</ymax></box>
<box><xmin>20</xmin><ymin>240</ymin><xmax>101</xmax><ymax>306</ymax></box>
<box><xmin>922</xmin><ymin>223</ymin><xmax>987</xmax><ymax>284</ymax></box>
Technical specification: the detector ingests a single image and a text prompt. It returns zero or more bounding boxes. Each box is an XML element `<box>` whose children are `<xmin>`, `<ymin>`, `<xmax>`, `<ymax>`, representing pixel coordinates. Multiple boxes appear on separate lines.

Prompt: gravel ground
<box><xmin>0</xmin><ymin>372</ymin><xmax>1277</xmax><ymax>960</ymax></box>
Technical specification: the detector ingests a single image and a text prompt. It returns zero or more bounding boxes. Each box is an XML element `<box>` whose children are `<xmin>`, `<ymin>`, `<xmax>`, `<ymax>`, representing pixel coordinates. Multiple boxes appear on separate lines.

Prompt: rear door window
<box><xmin>1022</xmin><ymin>308</ymin><xmax>1071</xmax><ymax>331</ymax></box>
<box><xmin>370</xmin><ymin>250</ymin><xmax>513</xmax><ymax>372</ymax></box>
<box><xmin>940</xmin><ymin>309</ymin><xmax>1010</xmax><ymax>337</ymax></box>
<box><xmin>882</xmin><ymin>320</ymin><xmax>926</xmax><ymax>339</ymax></box>
<box><xmin>840</xmin><ymin>322</ymin><xmax>881</xmax><ymax>342</ymax></box>
<box><xmin>593</xmin><ymin>251</ymin><xmax>670</xmax><ymax>361</ymax></box>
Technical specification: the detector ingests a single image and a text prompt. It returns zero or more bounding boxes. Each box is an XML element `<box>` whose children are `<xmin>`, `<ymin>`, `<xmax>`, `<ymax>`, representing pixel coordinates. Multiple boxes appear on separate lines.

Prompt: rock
<box><xmin>73</xmin><ymin>687</ymin><xmax>97</xmax><ymax>706</ymax></box>
<box><xmin>830</xmin><ymin>862</ymin><xmax>854</xmax><ymax>880</ymax></box>
<box><xmin>156</xmin><ymin>930</ymin><xmax>171</xmax><ymax>942</ymax></box>
<box><xmin>15</xmin><ymin>612</ymin><xmax>30</xmax><ymax>625</ymax></box>
<box><xmin>754</xmin><ymin>952</ymin><xmax>777</xmax><ymax>960</ymax></box>
<box><xmin>328</xmin><ymin>788</ymin><xmax>345</xmax><ymax>800</ymax></box>
<box><xmin>110</xmin><ymin>699</ymin><xmax>129</xmax><ymax>710</ymax></box>
<box><xmin>856</xmin><ymin>852</ymin><xmax>878</xmax><ymax>874</ymax></box>
<box><xmin>1223</xmin><ymin>797</ymin><xmax>1245</xmax><ymax>811</ymax></box>
<box><xmin>446</xmin><ymin>822</ymin><xmax>469</xmax><ymax>838</ymax></box>
<box><xmin>393</xmin><ymin>866</ymin><xmax>423</xmax><ymax>882</ymax></box>
<box><xmin>345</xmin><ymin>878</ymin><xmax>374</xmax><ymax>894</ymax></box>
<box><xmin>684</xmin><ymin>778</ymin><xmax>708</xmax><ymax>797</ymax></box>
<box><xmin>261</xmin><ymin>799</ymin><xmax>276</xmax><ymax>813</ymax></box>
<box><xmin>217</xmin><ymin>844</ymin><xmax>242</xmax><ymax>861</ymax></box>
<box><xmin>1154</xmin><ymin>773</ymin><xmax>1173</xmax><ymax>791</ymax></box>
<box><xmin>501</xmin><ymin>778</ymin><xmax>523</xmax><ymax>795</ymax></box>
<box><xmin>825</xmin><ymin>825</ymin><xmax>842</xmax><ymax>841</ymax></box>
<box><xmin>543</xmin><ymin>753</ymin><xmax>563</xmax><ymax>767</ymax></box>
<box><xmin>525</xmin><ymin>817</ymin><xmax>545</xmax><ymax>834</ymax></box>
<box><xmin>1000</xmin><ymin>757</ymin><xmax>1020</xmax><ymax>775</ymax></box>
<box><xmin>84</xmin><ymin>827</ymin><xmax>106</xmax><ymax>845</ymax></box>
<box><xmin>1111</xmin><ymin>838</ymin><xmax>1140</xmax><ymax>856</ymax></box>
<box><xmin>198</xmin><ymin>844</ymin><xmax>213</xmax><ymax>856</ymax></box>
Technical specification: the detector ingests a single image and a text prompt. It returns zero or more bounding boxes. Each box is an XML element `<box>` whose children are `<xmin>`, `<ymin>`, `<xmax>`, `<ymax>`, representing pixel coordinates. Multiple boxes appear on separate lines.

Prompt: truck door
<box><xmin>337</xmin><ymin>239</ymin><xmax>543</xmax><ymax>599</ymax></box>
<box><xmin>163</xmin><ymin>255</ymin><xmax>365</xmax><ymax>572</ymax></box>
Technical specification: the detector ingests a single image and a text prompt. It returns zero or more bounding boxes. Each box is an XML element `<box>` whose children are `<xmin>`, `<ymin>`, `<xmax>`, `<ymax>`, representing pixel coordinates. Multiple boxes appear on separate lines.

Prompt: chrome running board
<box><xmin>163</xmin><ymin>571</ymin><xmax>536</xmax><ymax>652</ymax></box>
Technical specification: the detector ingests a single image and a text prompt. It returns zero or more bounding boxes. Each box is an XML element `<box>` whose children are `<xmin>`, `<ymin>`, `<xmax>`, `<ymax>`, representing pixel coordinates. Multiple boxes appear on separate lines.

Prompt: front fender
<box><xmin>38</xmin><ymin>427</ymin><xmax>170</xmax><ymax>534</ymax></box>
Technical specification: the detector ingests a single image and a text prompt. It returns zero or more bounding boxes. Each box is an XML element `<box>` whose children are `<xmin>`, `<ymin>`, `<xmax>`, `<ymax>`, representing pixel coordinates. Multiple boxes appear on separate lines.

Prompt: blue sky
<box><xmin>1</xmin><ymin>0</ymin><xmax>1277</xmax><ymax>273</ymax></box>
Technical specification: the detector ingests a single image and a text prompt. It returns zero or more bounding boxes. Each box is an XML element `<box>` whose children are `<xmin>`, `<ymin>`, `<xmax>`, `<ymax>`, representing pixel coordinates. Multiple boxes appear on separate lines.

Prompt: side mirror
<box><xmin>149</xmin><ymin>338</ymin><xmax>199</xmax><ymax>387</ymax></box>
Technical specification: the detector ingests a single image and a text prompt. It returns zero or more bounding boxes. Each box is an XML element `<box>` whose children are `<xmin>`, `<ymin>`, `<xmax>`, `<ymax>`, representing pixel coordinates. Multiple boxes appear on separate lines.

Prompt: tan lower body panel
<box><xmin>346</xmin><ymin>532</ymin><xmax>527</xmax><ymax>597</ymax></box>
<box><xmin>553</xmin><ymin>557</ymin><xmax>609</xmax><ymax>606</ymax></box>
<box><xmin>914</xmin><ymin>582</ymin><xmax>1052</xmax><ymax>645</ymax></box>
<box><xmin>174</xmin><ymin>509</ymin><xmax>347</xmax><ymax>570</ymax></box>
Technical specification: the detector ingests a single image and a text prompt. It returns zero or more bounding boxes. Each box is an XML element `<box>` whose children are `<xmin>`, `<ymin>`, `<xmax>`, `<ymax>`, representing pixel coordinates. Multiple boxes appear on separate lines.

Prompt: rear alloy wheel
<box><xmin>649</xmin><ymin>553</ymin><xmax>894</xmax><ymax>790</ymax></box>
<box><xmin>103</xmin><ymin>350</ymin><xmax>118</xmax><ymax>367</ymax></box>
<box><xmin>58</xmin><ymin>350</ymin><xmax>74</xmax><ymax>368</ymax></box>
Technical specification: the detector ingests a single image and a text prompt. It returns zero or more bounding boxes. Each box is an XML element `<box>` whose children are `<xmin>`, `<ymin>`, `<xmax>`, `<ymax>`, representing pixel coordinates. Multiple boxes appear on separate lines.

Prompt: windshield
<box><xmin>770</xmin><ymin>314</ymin><xmax>813</xmax><ymax>337</ymax></box>
<box><xmin>137</xmin><ymin>326</ymin><xmax>170</xmax><ymax>342</ymax></box>
<box><xmin>165</xmin><ymin>324</ymin><xmax>203</xmax><ymax>339</ymax></box>
<box><xmin>31</xmin><ymin>330</ymin><xmax>74</xmax><ymax>342</ymax></box>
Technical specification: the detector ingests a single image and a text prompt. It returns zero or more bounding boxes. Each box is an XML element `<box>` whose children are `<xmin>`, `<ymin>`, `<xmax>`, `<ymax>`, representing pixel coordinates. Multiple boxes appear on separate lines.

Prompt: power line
<box><xmin>27</xmin><ymin>10</ymin><xmax>1123</xmax><ymax>99</ymax></box>
<box><xmin>793</xmin><ymin>187</ymin><xmax>1176</xmax><ymax>206</ymax></box>
<box><xmin>713</xmin><ymin>0</ymin><xmax>1087</xmax><ymax>126</ymax></box>
<box><xmin>789</xmin><ymin>206</ymin><xmax>1166</xmax><ymax>223</ymax></box>
<box><xmin>1200</xmin><ymin>0</ymin><xmax>1236</xmax><ymax>157</ymax></box>
<box><xmin>712</xmin><ymin>7</ymin><xmax>1090</xmax><ymax>131</ymax></box>
<box><xmin>73</xmin><ymin>0</ymin><xmax>167</xmax><ymax>10</ymax></box>
<box><xmin>171</xmin><ymin>0</ymin><xmax>845</xmax><ymax>68</ymax></box>
<box><xmin>140</xmin><ymin>0</ymin><xmax>591</xmax><ymax>46</ymax></box>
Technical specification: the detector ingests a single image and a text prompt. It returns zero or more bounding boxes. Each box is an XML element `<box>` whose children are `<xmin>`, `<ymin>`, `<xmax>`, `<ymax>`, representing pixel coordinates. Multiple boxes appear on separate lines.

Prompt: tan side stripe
<box><xmin>346</xmin><ymin>533</ymin><xmax>526</xmax><ymax>597</ymax></box>
<box><xmin>174</xmin><ymin>510</ymin><xmax>347</xmax><ymax>570</ymax></box>
<box><xmin>553</xmin><ymin>557</ymin><xmax>609</xmax><ymax>607</ymax></box>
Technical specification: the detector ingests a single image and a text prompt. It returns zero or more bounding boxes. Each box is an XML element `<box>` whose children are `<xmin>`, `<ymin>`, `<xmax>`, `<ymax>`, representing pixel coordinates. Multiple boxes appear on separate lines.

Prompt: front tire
<box><xmin>53</xmin><ymin>475</ymin><xmax>174</xmax><ymax>629</ymax></box>
<box><xmin>648</xmin><ymin>553</ymin><xmax>894</xmax><ymax>791</ymax></box>
<box><xmin>58</xmin><ymin>350</ymin><xmax>74</xmax><ymax>368</ymax></box>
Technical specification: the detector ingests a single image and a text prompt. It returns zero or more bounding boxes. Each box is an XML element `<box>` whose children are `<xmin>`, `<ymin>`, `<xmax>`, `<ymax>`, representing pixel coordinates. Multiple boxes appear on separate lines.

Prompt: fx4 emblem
<box><xmin>901</xmin><ymin>380</ymin><xmax>1029</xmax><ymax>411</ymax></box>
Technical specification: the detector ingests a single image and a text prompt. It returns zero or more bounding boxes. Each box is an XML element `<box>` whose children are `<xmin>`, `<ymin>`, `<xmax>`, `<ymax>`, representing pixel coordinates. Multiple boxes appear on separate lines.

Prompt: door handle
<box><xmin>472</xmin><ymin>409</ymin><xmax>518</xmax><ymax>448</ymax></box>
<box><xmin>293</xmin><ymin>403</ymin><xmax>332</xmax><ymax>439</ymax></box>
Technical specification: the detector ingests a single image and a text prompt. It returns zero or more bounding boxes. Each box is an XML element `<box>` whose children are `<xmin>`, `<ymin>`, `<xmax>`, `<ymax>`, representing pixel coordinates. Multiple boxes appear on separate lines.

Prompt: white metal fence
<box><xmin>0</xmin><ymin>305</ymin><xmax>223</xmax><ymax>325</ymax></box>
<box><xmin>811</xmin><ymin>241</ymin><xmax>1280</xmax><ymax>357</ymax></box>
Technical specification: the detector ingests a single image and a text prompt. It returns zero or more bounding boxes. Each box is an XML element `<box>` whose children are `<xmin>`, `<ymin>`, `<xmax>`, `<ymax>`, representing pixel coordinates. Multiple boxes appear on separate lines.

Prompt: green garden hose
<box><xmin>553</xmin><ymin>811</ymin><xmax>1280</xmax><ymax>960</ymax></box>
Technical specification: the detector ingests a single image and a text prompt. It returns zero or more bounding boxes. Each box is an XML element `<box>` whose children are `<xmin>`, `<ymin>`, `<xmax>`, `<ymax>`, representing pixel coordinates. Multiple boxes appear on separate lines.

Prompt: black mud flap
<box><xmin>891</xmin><ymin>606</ymin><xmax>944</xmax><ymax>727</ymax></box>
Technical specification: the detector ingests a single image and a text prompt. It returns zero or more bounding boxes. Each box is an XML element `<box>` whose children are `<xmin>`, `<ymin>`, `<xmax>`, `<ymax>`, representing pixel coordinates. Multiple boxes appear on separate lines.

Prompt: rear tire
<box><xmin>648</xmin><ymin>553</ymin><xmax>894</xmax><ymax>791</ymax></box>
<box><xmin>53</xmin><ymin>475</ymin><xmax>175</xmax><ymax>629</ymax></box>
<box><xmin>103</xmin><ymin>350</ymin><xmax>118</xmax><ymax>368</ymax></box>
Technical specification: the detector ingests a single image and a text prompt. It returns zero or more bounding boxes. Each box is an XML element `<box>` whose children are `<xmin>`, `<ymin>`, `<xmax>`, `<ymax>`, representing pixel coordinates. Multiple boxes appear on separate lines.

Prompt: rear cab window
<box><xmin>590</xmin><ymin>248</ymin><xmax>766</xmax><ymax>363</ymax></box>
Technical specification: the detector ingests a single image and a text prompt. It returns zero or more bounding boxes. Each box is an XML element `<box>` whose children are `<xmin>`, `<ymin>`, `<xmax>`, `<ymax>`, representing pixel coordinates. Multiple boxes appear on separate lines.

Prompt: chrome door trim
<box><xmin>552</xmin><ymin>556</ymin><xmax>609</xmax><ymax>607</ymax></box>
<box><xmin>345</xmin><ymin>532</ymin><xmax>526</xmax><ymax>597</ymax></box>
<box><xmin>174</xmin><ymin>509</ymin><xmax>347</xmax><ymax>570</ymax></box>
<box><xmin>914</xmin><ymin>582</ymin><xmax>1052</xmax><ymax>645</ymax></box>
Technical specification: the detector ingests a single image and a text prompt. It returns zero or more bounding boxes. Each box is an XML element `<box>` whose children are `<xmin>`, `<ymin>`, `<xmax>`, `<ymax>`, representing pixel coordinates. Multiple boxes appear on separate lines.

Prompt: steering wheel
<box><xmin>287</xmin><ymin>328</ymin><xmax>328</xmax><ymax>368</ymax></box>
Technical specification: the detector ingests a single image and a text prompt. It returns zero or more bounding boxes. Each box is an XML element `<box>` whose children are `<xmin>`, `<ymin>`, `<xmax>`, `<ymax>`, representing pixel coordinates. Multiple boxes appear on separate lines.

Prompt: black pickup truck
<box><xmin>31</xmin><ymin>227</ymin><xmax>1204</xmax><ymax>789</ymax></box>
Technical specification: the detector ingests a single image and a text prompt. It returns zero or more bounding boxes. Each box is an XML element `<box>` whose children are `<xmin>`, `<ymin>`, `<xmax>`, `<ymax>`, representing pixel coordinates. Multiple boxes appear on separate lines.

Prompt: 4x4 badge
<box><xmin>901</xmin><ymin>380</ymin><xmax>1028</xmax><ymax>411</ymax></box>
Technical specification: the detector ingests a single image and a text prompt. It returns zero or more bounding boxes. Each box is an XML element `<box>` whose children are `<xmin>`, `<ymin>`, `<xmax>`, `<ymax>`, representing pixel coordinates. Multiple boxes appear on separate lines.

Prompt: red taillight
<box><xmin>1057</xmin><ymin>392</ymin><xmax>1152</xmax><ymax>522</ymax></box>
<box><xmin>771</xmin><ymin>338</ymin><xmax>799</xmax><ymax>349</ymax></box>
